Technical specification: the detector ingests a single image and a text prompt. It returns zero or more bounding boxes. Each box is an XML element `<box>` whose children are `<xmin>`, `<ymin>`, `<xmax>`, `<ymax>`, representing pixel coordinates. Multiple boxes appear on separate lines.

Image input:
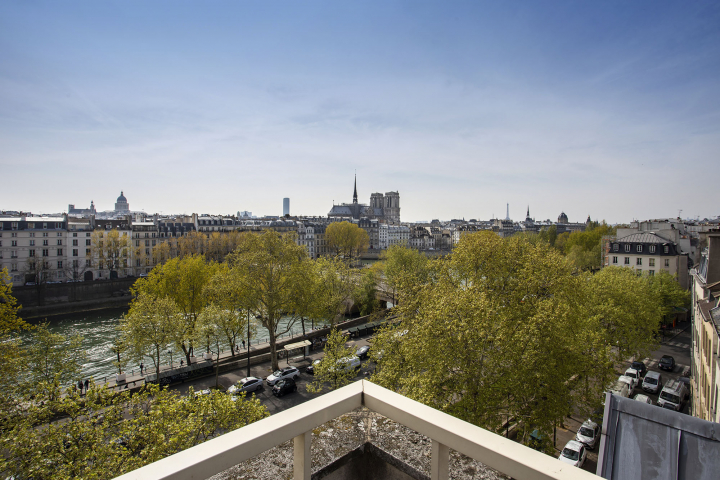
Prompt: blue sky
<box><xmin>1</xmin><ymin>1</ymin><xmax>718</xmax><ymax>222</ymax></box>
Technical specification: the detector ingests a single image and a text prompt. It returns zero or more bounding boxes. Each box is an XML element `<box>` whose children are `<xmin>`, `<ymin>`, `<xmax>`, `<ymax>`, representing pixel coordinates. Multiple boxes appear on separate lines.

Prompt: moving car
<box><xmin>306</xmin><ymin>359</ymin><xmax>322</xmax><ymax>375</ymax></box>
<box><xmin>575</xmin><ymin>419</ymin><xmax>600</xmax><ymax>450</ymax></box>
<box><xmin>558</xmin><ymin>440</ymin><xmax>587</xmax><ymax>467</ymax></box>
<box><xmin>355</xmin><ymin>345</ymin><xmax>370</xmax><ymax>360</ymax></box>
<box><xmin>642</xmin><ymin>371</ymin><xmax>663</xmax><ymax>394</ymax></box>
<box><xmin>658</xmin><ymin>379</ymin><xmax>688</xmax><ymax>411</ymax></box>
<box><xmin>228</xmin><ymin>377</ymin><xmax>263</xmax><ymax>395</ymax></box>
<box><xmin>266</xmin><ymin>367</ymin><xmax>300</xmax><ymax>386</ymax></box>
<box><xmin>633</xmin><ymin>394</ymin><xmax>653</xmax><ymax>405</ymax></box>
<box><xmin>659</xmin><ymin>355</ymin><xmax>675</xmax><ymax>371</ymax></box>
<box><xmin>272</xmin><ymin>378</ymin><xmax>297</xmax><ymax>397</ymax></box>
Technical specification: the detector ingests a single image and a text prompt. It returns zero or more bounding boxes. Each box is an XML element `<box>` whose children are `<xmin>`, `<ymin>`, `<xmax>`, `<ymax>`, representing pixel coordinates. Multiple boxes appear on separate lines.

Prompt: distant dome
<box><xmin>558</xmin><ymin>212</ymin><xmax>568</xmax><ymax>224</ymax></box>
<box><xmin>117</xmin><ymin>191</ymin><xmax>127</xmax><ymax>202</ymax></box>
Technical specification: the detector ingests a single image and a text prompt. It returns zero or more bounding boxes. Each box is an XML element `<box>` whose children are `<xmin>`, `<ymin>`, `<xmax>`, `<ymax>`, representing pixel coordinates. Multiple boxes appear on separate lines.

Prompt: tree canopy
<box><xmin>325</xmin><ymin>221</ymin><xmax>369</xmax><ymax>264</ymax></box>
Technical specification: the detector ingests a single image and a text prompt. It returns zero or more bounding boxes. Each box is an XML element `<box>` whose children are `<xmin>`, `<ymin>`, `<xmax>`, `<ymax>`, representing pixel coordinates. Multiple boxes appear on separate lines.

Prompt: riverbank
<box><xmin>20</xmin><ymin>296</ymin><xmax>132</xmax><ymax>321</ymax></box>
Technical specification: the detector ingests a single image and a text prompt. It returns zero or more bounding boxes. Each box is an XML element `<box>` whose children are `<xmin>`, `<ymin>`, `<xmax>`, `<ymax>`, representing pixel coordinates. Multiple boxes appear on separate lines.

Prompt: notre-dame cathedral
<box><xmin>327</xmin><ymin>175</ymin><xmax>400</xmax><ymax>224</ymax></box>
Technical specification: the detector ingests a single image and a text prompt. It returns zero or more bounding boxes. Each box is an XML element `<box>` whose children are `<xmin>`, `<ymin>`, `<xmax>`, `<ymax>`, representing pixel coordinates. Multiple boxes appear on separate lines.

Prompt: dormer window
<box><xmin>624</xmin><ymin>244</ymin><xmax>631</xmax><ymax>252</ymax></box>
<box><xmin>613</xmin><ymin>244</ymin><xmax>619</xmax><ymax>252</ymax></box>
<box><xmin>649</xmin><ymin>245</ymin><xmax>656</xmax><ymax>253</ymax></box>
<box><xmin>636</xmin><ymin>245</ymin><xmax>642</xmax><ymax>253</ymax></box>
<box><xmin>664</xmin><ymin>246</ymin><xmax>669</xmax><ymax>254</ymax></box>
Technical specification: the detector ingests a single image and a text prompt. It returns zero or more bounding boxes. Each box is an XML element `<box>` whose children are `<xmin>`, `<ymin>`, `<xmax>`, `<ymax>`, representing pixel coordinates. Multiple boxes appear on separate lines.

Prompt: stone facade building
<box><xmin>328</xmin><ymin>175</ymin><xmax>400</xmax><ymax>224</ymax></box>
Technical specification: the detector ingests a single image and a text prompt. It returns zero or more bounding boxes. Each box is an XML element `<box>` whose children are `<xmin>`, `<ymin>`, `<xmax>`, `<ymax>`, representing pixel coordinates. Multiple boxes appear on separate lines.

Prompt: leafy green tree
<box><xmin>1</xmin><ymin>383</ymin><xmax>268</xmax><ymax>479</ymax></box>
<box><xmin>325</xmin><ymin>221</ymin><xmax>369</xmax><ymax>265</ymax></box>
<box><xmin>25</xmin><ymin>323</ymin><xmax>86</xmax><ymax>400</ymax></box>
<box><xmin>306</xmin><ymin>327</ymin><xmax>358</xmax><ymax>393</ymax></box>
<box><xmin>226</xmin><ymin>230</ymin><xmax>313</xmax><ymax>371</ymax></box>
<box><xmin>0</xmin><ymin>267</ymin><xmax>26</xmax><ymax>334</ymax></box>
<box><xmin>194</xmin><ymin>304</ymin><xmax>233</xmax><ymax>387</ymax></box>
<box><xmin>370</xmin><ymin>231</ymin><xmax>612</xmax><ymax>439</ymax></box>
<box><xmin>353</xmin><ymin>268</ymin><xmax>381</xmax><ymax>316</ymax></box>
<box><xmin>121</xmin><ymin>294</ymin><xmax>181</xmax><ymax>379</ymax></box>
<box><xmin>131</xmin><ymin>255</ymin><xmax>218</xmax><ymax>364</ymax></box>
<box><xmin>204</xmin><ymin>264</ymin><xmax>256</xmax><ymax>355</ymax></box>
<box><xmin>584</xmin><ymin>266</ymin><xmax>663</xmax><ymax>365</ymax></box>
<box><xmin>308</xmin><ymin>256</ymin><xmax>355</xmax><ymax>328</ymax></box>
<box><xmin>646</xmin><ymin>270</ymin><xmax>691</xmax><ymax>321</ymax></box>
<box><xmin>380</xmin><ymin>244</ymin><xmax>430</xmax><ymax>306</ymax></box>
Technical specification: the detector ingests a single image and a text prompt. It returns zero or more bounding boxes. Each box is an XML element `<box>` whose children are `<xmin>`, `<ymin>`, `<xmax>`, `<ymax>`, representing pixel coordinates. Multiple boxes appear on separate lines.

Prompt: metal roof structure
<box><xmin>597</xmin><ymin>393</ymin><xmax>720</xmax><ymax>479</ymax></box>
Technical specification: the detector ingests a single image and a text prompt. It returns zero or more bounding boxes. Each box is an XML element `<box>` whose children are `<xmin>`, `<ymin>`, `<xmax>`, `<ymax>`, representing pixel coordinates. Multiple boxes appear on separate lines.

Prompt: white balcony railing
<box><xmin>115</xmin><ymin>380</ymin><xmax>598</xmax><ymax>480</ymax></box>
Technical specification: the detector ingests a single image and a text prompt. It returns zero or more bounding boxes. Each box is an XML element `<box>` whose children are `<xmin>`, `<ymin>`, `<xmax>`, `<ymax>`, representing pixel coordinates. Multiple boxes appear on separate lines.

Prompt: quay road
<box><xmin>145</xmin><ymin>322</ymin><xmax>693</xmax><ymax>475</ymax></box>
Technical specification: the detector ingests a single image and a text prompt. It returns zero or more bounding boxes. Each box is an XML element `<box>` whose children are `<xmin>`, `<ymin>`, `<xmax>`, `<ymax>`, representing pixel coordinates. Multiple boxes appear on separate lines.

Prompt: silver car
<box><xmin>575</xmin><ymin>419</ymin><xmax>600</xmax><ymax>450</ymax></box>
<box><xmin>228</xmin><ymin>377</ymin><xmax>263</xmax><ymax>395</ymax></box>
<box><xmin>642</xmin><ymin>371</ymin><xmax>663</xmax><ymax>394</ymax></box>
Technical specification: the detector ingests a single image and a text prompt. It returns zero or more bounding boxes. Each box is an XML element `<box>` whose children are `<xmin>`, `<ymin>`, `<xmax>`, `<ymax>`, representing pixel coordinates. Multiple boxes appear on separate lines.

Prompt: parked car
<box><xmin>575</xmin><ymin>419</ymin><xmax>600</xmax><ymax>450</ymax></box>
<box><xmin>642</xmin><ymin>371</ymin><xmax>663</xmax><ymax>394</ymax></box>
<box><xmin>306</xmin><ymin>359</ymin><xmax>322</xmax><ymax>375</ymax></box>
<box><xmin>677</xmin><ymin>376</ymin><xmax>691</xmax><ymax>393</ymax></box>
<box><xmin>194</xmin><ymin>389</ymin><xmax>212</xmax><ymax>398</ymax></box>
<box><xmin>228</xmin><ymin>377</ymin><xmax>263</xmax><ymax>395</ymax></box>
<box><xmin>624</xmin><ymin>368</ymin><xmax>642</xmax><ymax>389</ymax></box>
<box><xmin>355</xmin><ymin>345</ymin><xmax>370</xmax><ymax>360</ymax></box>
<box><xmin>558</xmin><ymin>440</ymin><xmax>587</xmax><ymax>467</ymax></box>
<box><xmin>272</xmin><ymin>378</ymin><xmax>297</xmax><ymax>397</ymax></box>
<box><xmin>609</xmin><ymin>379</ymin><xmax>630</xmax><ymax>398</ymax></box>
<box><xmin>618</xmin><ymin>375</ymin><xmax>637</xmax><ymax>395</ymax></box>
<box><xmin>659</xmin><ymin>355</ymin><xmax>675</xmax><ymax>371</ymax></box>
<box><xmin>658</xmin><ymin>379</ymin><xmax>688</xmax><ymax>411</ymax></box>
<box><xmin>630</xmin><ymin>361</ymin><xmax>648</xmax><ymax>378</ymax></box>
<box><xmin>266</xmin><ymin>367</ymin><xmax>300</xmax><ymax>386</ymax></box>
<box><xmin>337</xmin><ymin>356</ymin><xmax>361</xmax><ymax>372</ymax></box>
<box><xmin>633</xmin><ymin>394</ymin><xmax>653</xmax><ymax>405</ymax></box>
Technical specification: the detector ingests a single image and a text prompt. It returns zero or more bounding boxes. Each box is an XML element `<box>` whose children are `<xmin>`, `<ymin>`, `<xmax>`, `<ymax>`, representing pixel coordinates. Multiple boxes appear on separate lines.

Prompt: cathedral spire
<box><xmin>353</xmin><ymin>173</ymin><xmax>358</xmax><ymax>204</ymax></box>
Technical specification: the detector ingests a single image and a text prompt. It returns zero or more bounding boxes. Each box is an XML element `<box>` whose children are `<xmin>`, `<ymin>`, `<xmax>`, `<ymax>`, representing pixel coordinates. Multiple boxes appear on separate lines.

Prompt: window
<box><xmin>86</xmin><ymin>233</ymin><xmax>90</xmax><ymax>237</ymax></box>
<box><xmin>73</xmin><ymin>232</ymin><xmax>77</xmax><ymax>237</ymax></box>
<box><xmin>649</xmin><ymin>245</ymin><xmax>656</xmax><ymax>253</ymax></box>
<box><xmin>73</xmin><ymin>239</ymin><xmax>78</xmax><ymax>246</ymax></box>
<box><xmin>11</xmin><ymin>263</ymin><xmax>17</xmax><ymax>272</ymax></box>
<box><xmin>73</xmin><ymin>249</ymin><xmax>78</xmax><ymax>257</ymax></box>
<box><xmin>57</xmin><ymin>239</ymin><xmax>62</xmax><ymax>245</ymax></box>
<box><xmin>648</xmin><ymin>270</ymin><xmax>654</xmax><ymax>276</ymax></box>
<box><xmin>57</xmin><ymin>261</ymin><xmax>63</xmax><ymax>269</ymax></box>
<box><xmin>649</xmin><ymin>258</ymin><xmax>655</xmax><ymax>267</ymax></box>
<box><xmin>42</xmin><ymin>249</ymin><xmax>49</xmax><ymax>257</ymax></box>
<box><xmin>613</xmin><ymin>244</ymin><xmax>619</xmax><ymax>252</ymax></box>
<box><xmin>11</xmin><ymin>251</ymin><xmax>17</xmax><ymax>259</ymax></box>
<box><xmin>43</xmin><ymin>223</ymin><xmax>47</xmax><ymax>229</ymax></box>
<box><xmin>11</xmin><ymin>240</ymin><xmax>17</xmax><ymax>247</ymax></box>
<box><xmin>612</xmin><ymin>256</ymin><xmax>618</xmax><ymax>264</ymax></box>
<box><xmin>42</xmin><ymin>232</ymin><xmax>48</xmax><ymax>237</ymax></box>
<box><xmin>73</xmin><ymin>260</ymin><xmax>79</xmax><ymax>268</ymax></box>
<box><xmin>86</xmin><ymin>248</ymin><xmax>91</xmax><ymax>256</ymax></box>
<box><xmin>29</xmin><ymin>250</ymin><xmax>35</xmax><ymax>257</ymax></box>
<box><xmin>664</xmin><ymin>246</ymin><xmax>669</xmax><ymax>253</ymax></box>
<box><xmin>624</xmin><ymin>257</ymin><xmax>630</xmax><ymax>265</ymax></box>
<box><xmin>636</xmin><ymin>245</ymin><xmax>642</xmax><ymax>253</ymax></box>
<box><xmin>11</xmin><ymin>222</ymin><xmax>18</xmax><ymax>230</ymax></box>
<box><xmin>42</xmin><ymin>240</ymin><xmax>48</xmax><ymax>246</ymax></box>
<box><xmin>86</xmin><ymin>239</ymin><xmax>91</xmax><ymax>246</ymax></box>
<box><xmin>57</xmin><ymin>249</ymin><xmax>62</xmax><ymax>256</ymax></box>
<box><xmin>665</xmin><ymin>259</ymin><xmax>670</xmax><ymax>267</ymax></box>
<box><xmin>135</xmin><ymin>240</ymin><xmax>140</xmax><ymax>247</ymax></box>
<box><xmin>28</xmin><ymin>223</ymin><xmax>35</xmax><ymax>229</ymax></box>
<box><xmin>85</xmin><ymin>259</ymin><xmax>91</xmax><ymax>267</ymax></box>
<box><xmin>11</xmin><ymin>232</ymin><xmax>16</xmax><ymax>237</ymax></box>
<box><xmin>57</xmin><ymin>231</ymin><xmax>62</xmax><ymax>236</ymax></box>
<box><xmin>29</xmin><ymin>232</ymin><xmax>34</xmax><ymax>237</ymax></box>
<box><xmin>624</xmin><ymin>244</ymin><xmax>631</xmax><ymax>252</ymax></box>
<box><xmin>145</xmin><ymin>240</ymin><xmax>150</xmax><ymax>246</ymax></box>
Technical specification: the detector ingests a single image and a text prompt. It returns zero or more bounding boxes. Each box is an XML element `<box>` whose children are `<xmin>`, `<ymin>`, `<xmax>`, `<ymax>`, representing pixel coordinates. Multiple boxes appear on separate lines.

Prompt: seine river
<box><xmin>27</xmin><ymin>308</ymin><xmax>331</xmax><ymax>383</ymax></box>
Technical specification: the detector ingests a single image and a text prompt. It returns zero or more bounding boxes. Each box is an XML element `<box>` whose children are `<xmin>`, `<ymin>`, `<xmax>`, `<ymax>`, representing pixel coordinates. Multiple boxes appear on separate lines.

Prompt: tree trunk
<box><xmin>270</xmin><ymin>334</ymin><xmax>279</xmax><ymax>371</ymax></box>
<box><xmin>156</xmin><ymin>345</ymin><xmax>161</xmax><ymax>379</ymax></box>
<box><xmin>301</xmin><ymin>317</ymin><xmax>306</xmax><ymax>336</ymax></box>
<box><xmin>181</xmin><ymin>344</ymin><xmax>191</xmax><ymax>365</ymax></box>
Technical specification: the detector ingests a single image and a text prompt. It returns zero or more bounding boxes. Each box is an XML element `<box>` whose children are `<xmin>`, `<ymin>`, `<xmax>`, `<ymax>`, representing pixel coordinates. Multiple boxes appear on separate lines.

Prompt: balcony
<box><xmin>115</xmin><ymin>380</ymin><xmax>596</xmax><ymax>480</ymax></box>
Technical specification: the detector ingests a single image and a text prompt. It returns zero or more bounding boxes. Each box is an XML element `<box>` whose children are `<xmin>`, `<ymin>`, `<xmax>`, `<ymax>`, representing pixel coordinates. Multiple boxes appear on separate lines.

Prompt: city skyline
<box><xmin>1</xmin><ymin>2</ymin><xmax>719</xmax><ymax>223</ymax></box>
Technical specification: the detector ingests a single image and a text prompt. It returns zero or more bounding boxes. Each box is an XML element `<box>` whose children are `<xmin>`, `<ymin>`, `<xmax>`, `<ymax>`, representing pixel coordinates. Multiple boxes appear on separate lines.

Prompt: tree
<box><xmin>89</xmin><ymin>229</ymin><xmax>132</xmax><ymax>279</ymax></box>
<box><xmin>0</xmin><ymin>267</ymin><xmax>26</xmax><ymax>334</ymax></box>
<box><xmin>353</xmin><ymin>267</ymin><xmax>381</xmax><ymax>316</ymax></box>
<box><xmin>1</xmin><ymin>382</ymin><xmax>268</xmax><ymax>479</ymax></box>
<box><xmin>308</xmin><ymin>256</ymin><xmax>355</xmax><ymax>328</ymax></box>
<box><xmin>226</xmin><ymin>230</ymin><xmax>313</xmax><ymax>371</ymax></box>
<box><xmin>380</xmin><ymin>244</ymin><xmax>430</xmax><ymax>306</ymax></box>
<box><xmin>24</xmin><ymin>322</ymin><xmax>86</xmax><ymax>400</ymax></box>
<box><xmin>370</xmin><ymin>231</ymin><xmax>613</xmax><ymax>439</ymax></box>
<box><xmin>646</xmin><ymin>270</ymin><xmax>690</xmax><ymax>321</ymax></box>
<box><xmin>306</xmin><ymin>327</ymin><xmax>358</xmax><ymax>393</ymax></box>
<box><xmin>194</xmin><ymin>304</ymin><xmax>233</xmax><ymax>387</ymax></box>
<box><xmin>131</xmin><ymin>255</ymin><xmax>218</xmax><ymax>365</ymax></box>
<box><xmin>325</xmin><ymin>221</ymin><xmax>369</xmax><ymax>265</ymax></box>
<box><xmin>121</xmin><ymin>294</ymin><xmax>181</xmax><ymax>379</ymax></box>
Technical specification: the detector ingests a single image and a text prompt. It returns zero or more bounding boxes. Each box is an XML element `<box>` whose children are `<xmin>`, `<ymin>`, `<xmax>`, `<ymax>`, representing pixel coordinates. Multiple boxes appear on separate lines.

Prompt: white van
<box><xmin>337</xmin><ymin>356</ymin><xmax>361</xmax><ymax>372</ymax></box>
<box><xmin>609</xmin><ymin>379</ymin><xmax>630</xmax><ymax>398</ymax></box>
<box><xmin>658</xmin><ymin>379</ymin><xmax>688</xmax><ymax>411</ymax></box>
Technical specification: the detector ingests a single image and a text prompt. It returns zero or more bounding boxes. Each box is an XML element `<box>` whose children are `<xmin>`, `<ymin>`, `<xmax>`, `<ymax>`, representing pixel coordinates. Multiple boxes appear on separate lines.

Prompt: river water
<box><xmin>27</xmin><ymin>309</ymin><xmax>333</xmax><ymax>383</ymax></box>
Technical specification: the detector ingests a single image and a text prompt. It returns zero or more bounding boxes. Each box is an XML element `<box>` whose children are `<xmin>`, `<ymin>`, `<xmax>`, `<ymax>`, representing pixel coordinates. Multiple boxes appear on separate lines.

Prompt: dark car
<box><xmin>659</xmin><ymin>355</ymin><xmax>675</xmax><ymax>371</ymax></box>
<box><xmin>355</xmin><ymin>345</ymin><xmax>370</xmax><ymax>360</ymax></box>
<box><xmin>306</xmin><ymin>359</ymin><xmax>321</xmax><ymax>375</ymax></box>
<box><xmin>272</xmin><ymin>378</ymin><xmax>297</xmax><ymax>397</ymax></box>
<box><xmin>630</xmin><ymin>361</ymin><xmax>647</xmax><ymax>378</ymax></box>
